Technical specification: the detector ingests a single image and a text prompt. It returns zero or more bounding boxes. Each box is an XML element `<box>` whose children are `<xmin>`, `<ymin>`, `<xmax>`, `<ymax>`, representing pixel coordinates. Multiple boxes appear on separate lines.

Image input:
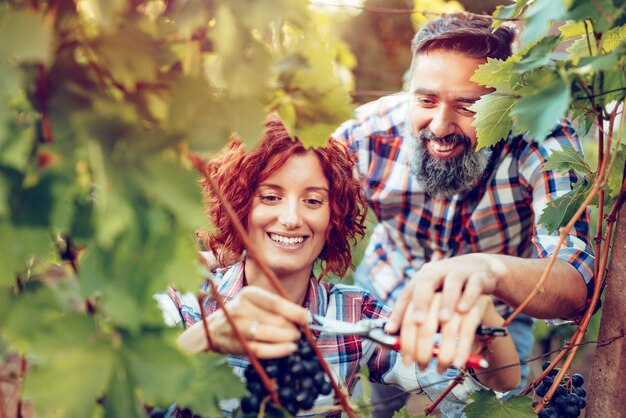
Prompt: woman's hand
<box><xmin>178</xmin><ymin>287</ymin><xmax>310</xmax><ymax>359</ymax></box>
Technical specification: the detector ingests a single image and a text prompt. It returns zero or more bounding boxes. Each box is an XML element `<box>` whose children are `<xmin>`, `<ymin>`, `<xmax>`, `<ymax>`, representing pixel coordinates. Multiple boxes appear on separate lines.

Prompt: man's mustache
<box><xmin>418</xmin><ymin>129</ymin><xmax>472</xmax><ymax>147</ymax></box>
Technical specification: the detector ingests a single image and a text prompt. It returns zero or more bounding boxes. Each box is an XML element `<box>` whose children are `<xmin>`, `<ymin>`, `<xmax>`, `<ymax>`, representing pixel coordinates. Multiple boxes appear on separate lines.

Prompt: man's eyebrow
<box><xmin>412</xmin><ymin>87</ymin><xmax>438</xmax><ymax>96</ymax></box>
<box><xmin>455</xmin><ymin>96</ymin><xmax>481</xmax><ymax>104</ymax></box>
<box><xmin>413</xmin><ymin>88</ymin><xmax>482</xmax><ymax>103</ymax></box>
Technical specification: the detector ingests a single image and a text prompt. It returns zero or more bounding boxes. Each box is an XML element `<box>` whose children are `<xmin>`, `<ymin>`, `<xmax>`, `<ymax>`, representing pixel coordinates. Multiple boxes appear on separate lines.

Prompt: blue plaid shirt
<box><xmin>332</xmin><ymin>92</ymin><xmax>595</xmax><ymax>309</ymax></box>
<box><xmin>156</xmin><ymin>262</ymin><xmax>486</xmax><ymax>417</ymax></box>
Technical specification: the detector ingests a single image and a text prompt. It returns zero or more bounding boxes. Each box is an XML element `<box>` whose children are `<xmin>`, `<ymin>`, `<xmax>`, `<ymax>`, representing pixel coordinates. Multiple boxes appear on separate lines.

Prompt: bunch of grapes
<box><xmin>240</xmin><ymin>336</ymin><xmax>333</xmax><ymax>417</ymax></box>
<box><xmin>535</xmin><ymin>361</ymin><xmax>587</xmax><ymax>418</ymax></box>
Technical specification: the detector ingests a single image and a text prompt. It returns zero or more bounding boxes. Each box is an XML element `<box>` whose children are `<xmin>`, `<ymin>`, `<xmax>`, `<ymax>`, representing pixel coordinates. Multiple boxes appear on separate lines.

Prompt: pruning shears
<box><xmin>308</xmin><ymin>314</ymin><xmax>508</xmax><ymax>370</ymax></box>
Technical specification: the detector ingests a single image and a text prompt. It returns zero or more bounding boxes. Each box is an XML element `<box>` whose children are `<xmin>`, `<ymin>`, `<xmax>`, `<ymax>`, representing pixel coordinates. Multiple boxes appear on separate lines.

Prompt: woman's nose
<box><xmin>278</xmin><ymin>200</ymin><xmax>302</xmax><ymax>229</ymax></box>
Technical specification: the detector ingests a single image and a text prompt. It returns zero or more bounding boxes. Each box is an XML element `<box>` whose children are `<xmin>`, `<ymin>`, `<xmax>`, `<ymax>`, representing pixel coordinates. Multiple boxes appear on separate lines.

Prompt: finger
<box><xmin>400</xmin><ymin>301</ymin><xmax>418</xmax><ymax>365</ymax></box>
<box><xmin>453</xmin><ymin>309</ymin><xmax>482</xmax><ymax>369</ymax></box>
<box><xmin>251</xmin><ymin>323</ymin><xmax>301</xmax><ymax>343</ymax></box>
<box><xmin>241</xmin><ymin>287</ymin><xmax>311</xmax><ymax>325</ymax></box>
<box><xmin>386</xmin><ymin>280</ymin><xmax>415</xmax><ymax>333</ymax></box>
<box><xmin>410</xmin><ymin>269</ymin><xmax>440</xmax><ymax>324</ymax></box>
<box><xmin>249</xmin><ymin>342</ymin><xmax>299</xmax><ymax>359</ymax></box>
<box><xmin>437</xmin><ymin>313</ymin><xmax>462</xmax><ymax>373</ymax></box>
<box><xmin>415</xmin><ymin>294</ymin><xmax>441</xmax><ymax>370</ymax></box>
<box><xmin>439</xmin><ymin>272</ymin><xmax>465</xmax><ymax>322</ymax></box>
<box><xmin>456</xmin><ymin>274</ymin><xmax>487</xmax><ymax>313</ymax></box>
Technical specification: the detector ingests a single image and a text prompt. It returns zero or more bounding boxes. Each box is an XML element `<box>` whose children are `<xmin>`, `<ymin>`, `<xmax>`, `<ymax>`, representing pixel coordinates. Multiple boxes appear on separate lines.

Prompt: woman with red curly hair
<box><xmin>156</xmin><ymin>118</ymin><xmax>519</xmax><ymax>417</ymax></box>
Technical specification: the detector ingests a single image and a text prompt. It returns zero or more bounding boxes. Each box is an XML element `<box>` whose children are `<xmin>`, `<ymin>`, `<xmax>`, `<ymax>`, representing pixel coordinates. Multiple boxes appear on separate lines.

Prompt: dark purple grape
<box><xmin>240</xmin><ymin>395</ymin><xmax>260</xmax><ymax>414</ymax></box>
<box><xmin>578</xmin><ymin>397</ymin><xmax>586</xmax><ymax>409</ymax></box>
<box><xmin>571</xmin><ymin>373</ymin><xmax>584</xmax><ymax>387</ymax></box>
<box><xmin>320</xmin><ymin>381</ymin><xmax>333</xmax><ymax>396</ymax></box>
<box><xmin>313</xmin><ymin>371</ymin><xmax>326</xmax><ymax>387</ymax></box>
<box><xmin>536</xmin><ymin>383</ymin><xmax>548</xmax><ymax>397</ymax></box>
<box><xmin>542</xmin><ymin>376</ymin><xmax>554</xmax><ymax>386</ymax></box>
<box><xmin>290</xmin><ymin>362</ymin><xmax>303</xmax><ymax>376</ymax></box>
<box><xmin>575</xmin><ymin>386</ymin><xmax>586</xmax><ymax>398</ymax></box>
<box><xmin>541</xmin><ymin>361</ymin><xmax>551</xmax><ymax>371</ymax></box>
<box><xmin>300</xmin><ymin>343</ymin><xmax>315</xmax><ymax>359</ymax></box>
<box><xmin>555</xmin><ymin>385</ymin><xmax>567</xmax><ymax>397</ymax></box>
<box><xmin>279</xmin><ymin>386</ymin><xmax>295</xmax><ymax>403</ymax></box>
<box><xmin>567</xmin><ymin>392</ymin><xmax>580</xmax><ymax>405</ymax></box>
<box><xmin>564</xmin><ymin>404</ymin><xmax>580</xmax><ymax>417</ymax></box>
<box><xmin>552</xmin><ymin>394</ymin><xmax>567</xmax><ymax>410</ymax></box>
<box><xmin>283</xmin><ymin>401</ymin><xmax>299</xmax><ymax>416</ymax></box>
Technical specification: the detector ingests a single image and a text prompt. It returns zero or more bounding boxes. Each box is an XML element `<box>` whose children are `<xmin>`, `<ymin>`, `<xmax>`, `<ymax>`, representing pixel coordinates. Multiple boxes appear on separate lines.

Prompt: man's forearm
<box><xmin>487</xmin><ymin>254</ymin><xmax>588</xmax><ymax>320</ymax></box>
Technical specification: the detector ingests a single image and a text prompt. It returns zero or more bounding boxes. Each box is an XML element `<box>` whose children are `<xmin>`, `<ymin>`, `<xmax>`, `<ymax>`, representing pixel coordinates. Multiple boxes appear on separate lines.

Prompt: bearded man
<box><xmin>333</xmin><ymin>12</ymin><xmax>594</xmax><ymax>417</ymax></box>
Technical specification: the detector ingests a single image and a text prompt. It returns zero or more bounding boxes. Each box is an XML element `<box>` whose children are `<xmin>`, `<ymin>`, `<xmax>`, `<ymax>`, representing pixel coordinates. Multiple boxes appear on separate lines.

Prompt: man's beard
<box><xmin>407</xmin><ymin>128</ymin><xmax>492</xmax><ymax>198</ymax></box>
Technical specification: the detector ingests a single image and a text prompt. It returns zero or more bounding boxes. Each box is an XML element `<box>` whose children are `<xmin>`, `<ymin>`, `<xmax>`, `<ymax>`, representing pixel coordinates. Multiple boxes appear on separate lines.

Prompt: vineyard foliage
<box><xmin>0</xmin><ymin>0</ymin><xmax>624</xmax><ymax>417</ymax></box>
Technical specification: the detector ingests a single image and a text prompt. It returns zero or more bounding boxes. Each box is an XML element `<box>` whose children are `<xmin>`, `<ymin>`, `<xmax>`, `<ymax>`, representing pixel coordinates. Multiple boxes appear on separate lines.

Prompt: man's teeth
<box><xmin>430</xmin><ymin>141</ymin><xmax>455</xmax><ymax>152</ymax></box>
<box><xmin>270</xmin><ymin>234</ymin><xmax>305</xmax><ymax>245</ymax></box>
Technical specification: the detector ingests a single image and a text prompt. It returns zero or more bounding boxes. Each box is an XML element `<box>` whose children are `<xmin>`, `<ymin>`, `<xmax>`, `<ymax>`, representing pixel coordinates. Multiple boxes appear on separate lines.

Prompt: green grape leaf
<box><xmin>471</xmin><ymin>58</ymin><xmax>516</xmax><ymax>92</ymax></box>
<box><xmin>392</xmin><ymin>407</ymin><xmax>427</xmax><ymax>418</ymax></box>
<box><xmin>26</xmin><ymin>344</ymin><xmax>113</xmax><ymax>418</ymax></box>
<box><xmin>573</xmin><ymin>46</ymin><xmax>624</xmax><ymax>74</ymax></box>
<box><xmin>129</xmin><ymin>157</ymin><xmax>206</xmax><ymax>231</ymax></box>
<box><xmin>513</xmin><ymin>36</ymin><xmax>560</xmax><ymax>72</ymax></box>
<box><xmin>0</xmin><ymin>9</ymin><xmax>52</xmax><ymax>63</ymax></box>
<box><xmin>522</xmin><ymin>0</ymin><xmax>567</xmax><ymax>47</ymax></box>
<box><xmin>103</xmin><ymin>359</ymin><xmax>144</xmax><ymax>418</ymax></box>
<box><xmin>87</xmin><ymin>141</ymin><xmax>134</xmax><ymax>248</ymax></box>
<box><xmin>0</xmin><ymin>173</ymin><xmax>8</xmax><ymax>218</ymax></box>
<box><xmin>510</xmin><ymin>75</ymin><xmax>571</xmax><ymax>142</ymax></box>
<box><xmin>471</xmin><ymin>93</ymin><xmax>516</xmax><ymax>150</ymax></box>
<box><xmin>179</xmin><ymin>353</ymin><xmax>246</xmax><ymax>417</ymax></box>
<box><xmin>0</xmin><ymin>223</ymin><xmax>51</xmax><ymax>285</ymax></box>
<box><xmin>607</xmin><ymin>144</ymin><xmax>626</xmax><ymax>199</ymax></box>
<box><xmin>3</xmin><ymin>290</ymin><xmax>115</xmax><ymax>418</ymax></box>
<box><xmin>169</xmin><ymin>0</ymin><xmax>210</xmax><ymax>37</ymax></box>
<box><xmin>492</xmin><ymin>1</ymin><xmax>529</xmax><ymax>27</ymax></box>
<box><xmin>566</xmin><ymin>33</ymin><xmax>599</xmax><ymax>61</ymax></box>
<box><xmin>94</xmin><ymin>26</ymin><xmax>159</xmax><ymax>93</ymax></box>
<box><xmin>538</xmin><ymin>177</ymin><xmax>594</xmax><ymax>234</ymax></box>
<box><xmin>123</xmin><ymin>331</ymin><xmax>194</xmax><ymax>405</ymax></box>
<box><xmin>297</xmin><ymin>122</ymin><xmax>338</xmax><ymax>148</ymax></box>
<box><xmin>559</xmin><ymin>20</ymin><xmax>587</xmax><ymax>41</ymax></box>
<box><xmin>80</xmin><ymin>0</ymin><xmax>128</xmax><ymax>30</ymax></box>
<box><xmin>463</xmin><ymin>391</ymin><xmax>535</xmax><ymax>418</ymax></box>
<box><xmin>600</xmin><ymin>24</ymin><xmax>626</xmax><ymax>52</ymax></box>
<box><xmin>566</xmin><ymin>0</ymin><xmax>621</xmax><ymax>33</ymax></box>
<box><xmin>542</xmin><ymin>145</ymin><xmax>592</xmax><ymax>178</ymax></box>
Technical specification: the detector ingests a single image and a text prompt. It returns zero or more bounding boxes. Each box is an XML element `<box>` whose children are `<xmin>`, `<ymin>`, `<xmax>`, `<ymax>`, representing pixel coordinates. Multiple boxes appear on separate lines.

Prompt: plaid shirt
<box><xmin>333</xmin><ymin>92</ymin><xmax>595</xmax><ymax>308</ymax></box>
<box><xmin>156</xmin><ymin>262</ymin><xmax>486</xmax><ymax>417</ymax></box>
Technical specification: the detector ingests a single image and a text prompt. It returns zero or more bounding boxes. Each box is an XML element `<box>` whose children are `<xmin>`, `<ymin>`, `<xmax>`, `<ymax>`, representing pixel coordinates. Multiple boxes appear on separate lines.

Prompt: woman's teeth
<box><xmin>270</xmin><ymin>234</ymin><xmax>305</xmax><ymax>245</ymax></box>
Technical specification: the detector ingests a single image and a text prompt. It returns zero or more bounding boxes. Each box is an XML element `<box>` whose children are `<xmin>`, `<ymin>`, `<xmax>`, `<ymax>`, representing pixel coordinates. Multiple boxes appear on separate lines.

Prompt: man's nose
<box><xmin>428</xmin><ymin>107</ymin><xmax>457</xmax><ymax>139</ymax></box>
<box><xmin>278</xmin><ymin>199</ymin><xmax>302</xmax><ymax>229</ymax></box>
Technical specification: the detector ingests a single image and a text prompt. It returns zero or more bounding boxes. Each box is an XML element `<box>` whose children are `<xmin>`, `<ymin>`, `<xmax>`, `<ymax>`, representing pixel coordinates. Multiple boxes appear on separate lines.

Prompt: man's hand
<box><xmin>386</xmin><ymin>253</ymin><xmax>508</xmax><ymax>334</ymax></box>
<box><xmin>397</xmin><ymin>293</ymin><xmax>496</xmax><ymax>372</ymax></box>
<box><xmin>178</xmin><ymin>287</ymin><xmax>310</xmax><ymax>358</ymax></box>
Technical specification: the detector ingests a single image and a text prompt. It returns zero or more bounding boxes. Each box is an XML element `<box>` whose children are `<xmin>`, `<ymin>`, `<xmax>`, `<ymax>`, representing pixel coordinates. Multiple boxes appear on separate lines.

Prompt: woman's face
<box><xmin>247</xmin><ymin>152</ymin><xmax>330</xmax><ymax>279</ymax></box>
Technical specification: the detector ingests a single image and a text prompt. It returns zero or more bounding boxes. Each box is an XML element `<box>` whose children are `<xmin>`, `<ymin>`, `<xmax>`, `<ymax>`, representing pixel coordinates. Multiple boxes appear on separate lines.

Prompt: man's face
<box><xmin>407</xmin><ymin>50</ymin><xmax>493</xmax><ymax>197</ymax></box>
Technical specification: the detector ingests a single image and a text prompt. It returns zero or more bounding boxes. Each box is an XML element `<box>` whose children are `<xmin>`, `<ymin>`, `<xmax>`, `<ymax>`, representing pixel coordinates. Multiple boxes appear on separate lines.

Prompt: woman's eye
<box><xmin>259</xmin><ymin>195</ymin><xmax>280</xmax><ymax>203</ymax></box>
<box><xmin>304</xmin><ymin>198</ymin><xmax>324</xmax><ymax>207</ymax></box>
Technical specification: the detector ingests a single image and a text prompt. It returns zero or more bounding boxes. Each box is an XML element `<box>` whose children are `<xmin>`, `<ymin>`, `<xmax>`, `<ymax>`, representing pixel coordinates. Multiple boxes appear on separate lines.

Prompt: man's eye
<box><xmin>417</xmin><ymin>97</ymin><xmax>435</xmax><ymax>106</ymax></box>
<box><xmin>458</xmin><ymin>106</ymin><xmax>476</xmax><ymax>116</ymax></box>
